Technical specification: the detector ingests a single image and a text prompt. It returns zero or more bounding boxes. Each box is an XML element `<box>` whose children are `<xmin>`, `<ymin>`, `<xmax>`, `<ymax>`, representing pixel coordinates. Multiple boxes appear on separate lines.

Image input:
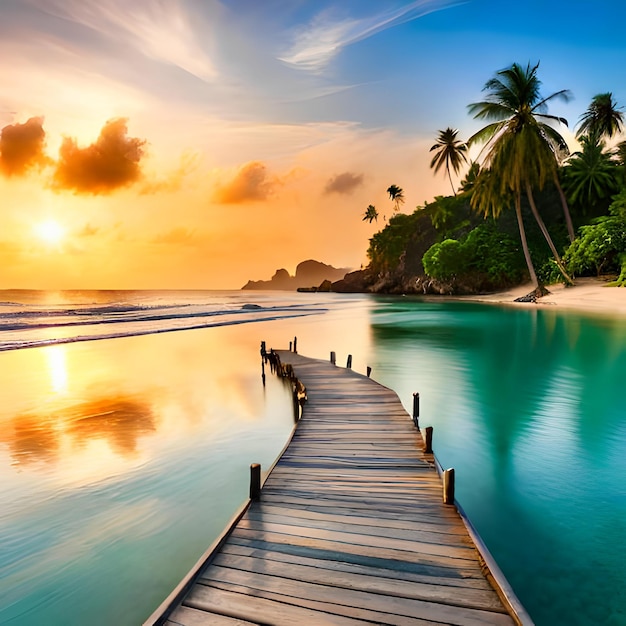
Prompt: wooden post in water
<box><xmin>293</xmin><ymin>336</ymin><xmax>297</xmax><ymax>353</ymax></box>
<box><xmin>292</xmin><ymin>386</ymin><xmax>300</xmax><ymax>421</ymax></box>
<box><xmin>366</xmin><ymin>366</ymin><xmax>372</xmax><ymax>378</ymax></box>
<box><xmin>346</xmin><ymin>354</ymin><xmax>352</xmax><ymax>369</ymax></box>
<box><xmin>424</xmin><ymin>426</ymin><xmax>433</xmax><ymax>454</ymax></box>
<box><xmin>443</xmin><ymin>468</ymin><xmax>455</xmax><ymax>505</ymax></box>
<box><xmin>250</xmin><ymin>463</ymin><xmax>261</xmax><ymax>501</ymax></box>
<box><xmin>330</xmin><ymin>351</ymin><xmax>336</xmax><ymax>365</ymax></box>
<box><xmin>412</xmin><ymin>392</ymin><xmax>420</xmax><ymax>430</ymax></box>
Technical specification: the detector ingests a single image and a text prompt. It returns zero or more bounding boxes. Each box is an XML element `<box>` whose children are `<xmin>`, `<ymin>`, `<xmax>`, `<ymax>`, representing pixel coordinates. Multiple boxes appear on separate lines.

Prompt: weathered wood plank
<box><xmin>248</xmin><ymin>502</ymin><xmax>469</xmax><ymax>534</ymax></box>
<box><xmin>219</xmin><ymin>543</ymin><xmax>495</xmax><ymax>590</ymax></box>
<box><xmin>206</xmin><ymin>553</ymin><xmax>506</xmax><ymax>612</ymax></box>
<box><xmin>166</xmin><ymin>605</ymin><xmax>257</xmax><ymax>625</ymax></box>
<box><xmin>196</xmin><ymin>575</ymin><xmax>514</xmax><ymax>626</ymax></box>
<box><xmin>235</xmin><ymin>519</ymin><xmax>478</xmax><ymax>560</ymax></box>
<box><xmin>244</xmin><ymin>510</ymin><xmax>474</xmax><ymax>545</ymax></box>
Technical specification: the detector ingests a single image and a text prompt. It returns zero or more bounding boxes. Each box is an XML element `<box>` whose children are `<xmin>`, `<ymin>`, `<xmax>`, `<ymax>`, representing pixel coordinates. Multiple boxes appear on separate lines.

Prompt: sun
<box><xmin>34</xmin><ymin>219</ymin><xmax>65</xmax><ymax>245</ymax></box>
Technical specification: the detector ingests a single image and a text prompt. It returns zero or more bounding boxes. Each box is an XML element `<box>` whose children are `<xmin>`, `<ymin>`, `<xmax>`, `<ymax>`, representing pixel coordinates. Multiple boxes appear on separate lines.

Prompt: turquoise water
<box><xmin>366</xmin><ymin>299</ymin><xmax>626</xmax><ymax>626</ymax></box>
<box><xmin>1</xmin><ymin>291</ymin><xmax>625</xmax><ymax>625</ymax></box>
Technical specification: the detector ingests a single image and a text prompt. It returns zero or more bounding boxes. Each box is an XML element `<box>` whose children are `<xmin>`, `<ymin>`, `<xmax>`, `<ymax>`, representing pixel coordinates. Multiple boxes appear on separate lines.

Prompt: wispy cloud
<box><xmin>30</xmin><ymin>0</ymin><xmax>218</xmax><ymax>81</ymax></box>
<box><xmin>278</xmin><ymin>0</ymin><xmax>461</xmax><ymax>72</ymax></box>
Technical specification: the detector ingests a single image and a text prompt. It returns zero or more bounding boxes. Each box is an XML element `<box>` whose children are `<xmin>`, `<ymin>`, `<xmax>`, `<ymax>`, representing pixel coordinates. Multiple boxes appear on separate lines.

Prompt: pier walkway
<box><xmin>147</xmin><ymin>350</ymin><xmax>529</xmax><ymax>626</ymax></box>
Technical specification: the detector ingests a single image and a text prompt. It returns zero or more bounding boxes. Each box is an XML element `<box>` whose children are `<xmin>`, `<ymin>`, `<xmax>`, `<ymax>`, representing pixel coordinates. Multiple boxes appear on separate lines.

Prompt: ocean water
<box><xmin>0</xmin><ymin>290</ymin><xmax>625</xmax><ymax>625</ymax></box>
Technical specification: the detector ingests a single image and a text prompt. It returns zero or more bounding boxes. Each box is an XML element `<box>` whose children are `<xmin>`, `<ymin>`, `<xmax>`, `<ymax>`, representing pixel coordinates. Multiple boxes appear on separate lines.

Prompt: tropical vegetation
<box><xmin>356</xmin><ymin>62</ymin><xmax>626</xmax><ymax>295</ymax></box>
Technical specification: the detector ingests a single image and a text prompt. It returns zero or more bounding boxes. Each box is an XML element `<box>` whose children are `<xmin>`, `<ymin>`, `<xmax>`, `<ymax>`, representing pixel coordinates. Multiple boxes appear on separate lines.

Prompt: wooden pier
<box><xmin>146</xmin><ymin>349</ymin><xmax>531</xmax><ymax>626</ymax></box>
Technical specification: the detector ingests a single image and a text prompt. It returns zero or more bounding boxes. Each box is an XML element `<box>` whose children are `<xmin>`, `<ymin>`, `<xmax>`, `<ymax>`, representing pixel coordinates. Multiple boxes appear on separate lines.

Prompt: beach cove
<box><xmin>0</xmin><ymin>285</ymin><xmax>625</xmax><ymax>625</ymax></box>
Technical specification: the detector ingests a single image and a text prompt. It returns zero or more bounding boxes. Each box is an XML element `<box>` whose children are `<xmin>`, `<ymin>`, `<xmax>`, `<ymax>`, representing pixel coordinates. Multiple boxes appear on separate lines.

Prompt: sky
<box><xmin>2</xmin><ymin>0</ymin><xmax>626</xmax><ymax>289</ymax></box>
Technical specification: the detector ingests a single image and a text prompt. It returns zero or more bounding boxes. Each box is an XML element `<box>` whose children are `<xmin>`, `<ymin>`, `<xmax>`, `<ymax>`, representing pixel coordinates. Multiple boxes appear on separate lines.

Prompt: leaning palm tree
<box><xmin>468</xmin><ymin>62</ymin><xmax>574</xmax><ymax>286</ymax></box>
<box><xmin>471</xmin><ymin>166</ymin><xmax>540</xmax><ymax>287</ymax></box>
<box><xmin>362</xmin><ymin>204</ymin><xmax>378</xmax><ymax>223</ymax></box>
<box><xmin>386</xmin><ymin>184</ymin><xmax>405</xmax><ymax>212</ymax></box>
<box><xmin>429</xmin><ymin>128</ymin><xmax>468</xmax><ymax>196</ymax></box>
<box><xmin>576</xmin><ymin>92</ymin><xmax>624</xmax><ymax>141</ymax></box>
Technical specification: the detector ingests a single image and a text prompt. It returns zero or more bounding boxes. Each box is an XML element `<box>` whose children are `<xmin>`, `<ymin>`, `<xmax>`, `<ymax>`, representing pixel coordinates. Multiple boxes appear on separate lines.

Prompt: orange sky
<box><xmin>0</xmin><ymin>114</ymin><xmax>446</xmax><ymax>288</ymax></box>
<box><xmin>1</xmin><ymin>0</ymin><xmax>623</xmax><ymax>289</ymax></box>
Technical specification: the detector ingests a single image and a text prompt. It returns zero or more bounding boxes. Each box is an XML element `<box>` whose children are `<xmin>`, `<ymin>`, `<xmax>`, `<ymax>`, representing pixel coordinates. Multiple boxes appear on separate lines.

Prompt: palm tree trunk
<box><xmin>525</xmin><ymin>182</ymin><xmax>575</xmax><ymax>285</ymax></box>
<box><xmin>553</xmin><ymin>172</ymin><xmax>575</xmax><ymax>242</ymax></box>
<box><xmin>447</xmin><ymin>166</ymin><xmax>456</xmax><ymax>196</ymax></box>
<box><xmin>515</xmin><ymin>193</ymin><xmax>538</xmax><ymax>288</ymax></box>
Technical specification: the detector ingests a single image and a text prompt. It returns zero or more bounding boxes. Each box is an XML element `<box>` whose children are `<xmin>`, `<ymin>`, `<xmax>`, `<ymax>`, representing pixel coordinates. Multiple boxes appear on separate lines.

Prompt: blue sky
<box><xmin>1</xmin><ymin>0</ymin><xmax>626</xmax><ymax>288</ymax></box>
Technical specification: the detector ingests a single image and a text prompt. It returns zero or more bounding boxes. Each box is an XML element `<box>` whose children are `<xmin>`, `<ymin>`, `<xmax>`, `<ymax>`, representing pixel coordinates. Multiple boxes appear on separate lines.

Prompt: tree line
<box><xmin>362</xmin><ymin>62</ymin><xmax>626</xmax><ymax>294</ymax></box>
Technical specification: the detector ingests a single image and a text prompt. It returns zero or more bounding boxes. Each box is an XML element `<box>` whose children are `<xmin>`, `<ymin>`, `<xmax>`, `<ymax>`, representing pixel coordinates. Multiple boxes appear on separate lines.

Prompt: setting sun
<box><xmin>34</xmin><ymin>219</ymin><xmax>65</xmax><ymax>245</ymax></box>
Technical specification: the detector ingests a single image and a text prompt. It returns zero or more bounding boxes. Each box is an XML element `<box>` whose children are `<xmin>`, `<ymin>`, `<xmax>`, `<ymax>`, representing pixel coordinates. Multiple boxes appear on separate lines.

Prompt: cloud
<box><xmin>213</xmin><ymin>161</ymin><xmax>278</xmax><ymax>204</ymax></box>
<box><xmin>140</xmin><ymin>151</ymin><xmax>200</xmax><ymax>195</ymax></box>
<box><xmin>31</xmin><ymin>0</ymin><xmax>218</xmax><ymax>82</ymax></box>
<box><xmin>279</xmin><ymin>0</ymin><xmax>461</xmax><ymax>72</ymax></box>
<box><xmin>53</xmin><ymin>118</ymin><xmax>146</xmax><ymax>194</ymax></box>
<box><xmin>324</xmin><ymin>171</ymin><xmax>364</xmax><ymax>195</ymax></box>
<box><xmin>0</xmin><ymin>116</ymin><xmax>48</xmax><ymax>176</ymax></box>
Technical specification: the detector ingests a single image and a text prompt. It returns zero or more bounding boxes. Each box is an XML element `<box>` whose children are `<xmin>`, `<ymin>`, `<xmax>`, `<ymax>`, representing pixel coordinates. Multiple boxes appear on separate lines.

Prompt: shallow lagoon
<box><xmin>1</xmin><ymin>292</ymin><xmax>625</xmax><ymax>625</ymax></box>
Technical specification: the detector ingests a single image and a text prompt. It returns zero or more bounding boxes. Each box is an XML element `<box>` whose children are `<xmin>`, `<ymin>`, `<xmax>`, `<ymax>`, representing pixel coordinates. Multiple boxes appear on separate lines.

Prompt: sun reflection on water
<box><xmin>45</xmin><ymin>345</ymin><xmax>68</xmax><ymax>394</ymax></box>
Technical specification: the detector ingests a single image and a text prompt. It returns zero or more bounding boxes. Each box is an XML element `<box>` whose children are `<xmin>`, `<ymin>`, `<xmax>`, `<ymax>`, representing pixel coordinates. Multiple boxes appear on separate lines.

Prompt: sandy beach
<box><xmin>457</xmin><ymin>277</ymin><xmax>626</xmax><ymax>316</ymax></box>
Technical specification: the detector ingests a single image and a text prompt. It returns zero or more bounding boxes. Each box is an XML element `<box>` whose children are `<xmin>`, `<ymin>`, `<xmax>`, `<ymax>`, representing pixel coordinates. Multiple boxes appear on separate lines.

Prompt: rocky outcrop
<box><xmin>331</xmin><ymin>269</ymin><xmax>376</xmax><ymax>293</ymax></box>
<box><xmin>242</xmin><ymin>259</ymin><xmax>351</xmax><ymax>291</ymax></box>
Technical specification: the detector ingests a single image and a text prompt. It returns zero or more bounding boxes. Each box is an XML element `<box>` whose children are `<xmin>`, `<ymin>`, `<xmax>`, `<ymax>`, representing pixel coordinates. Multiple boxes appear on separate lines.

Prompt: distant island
<box><xmin>241</xmin><ymin>259</ymin><xmax>352</xmax><ymax>291</ymax></box>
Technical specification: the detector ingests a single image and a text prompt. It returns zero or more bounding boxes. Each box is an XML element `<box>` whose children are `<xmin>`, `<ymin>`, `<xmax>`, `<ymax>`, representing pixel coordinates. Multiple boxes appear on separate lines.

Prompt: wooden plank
<box><xmin>206</xmin><ymin>553</ymin><xmax>506</xmax><ymax>611</ymax></box>
<box><xmin>220</xmin><ymin>543</ymin><xmax>495</xmax><ymax>590</ymax></box>
<box><xmin>249</xmin><ymin>502</ymin><xmax>469</xmax><ymax>532</ymax></box>
<box><xmin>197</xmin><ymin>574</ymin><xmax>515</xmax><ymax>626</ymax></box>
<box><xmin>235</xmin><ymin>519</ymin><xmax>478</xmax><ymax>560</ymax></box>
<box><xmin>228</xmin><ymin>530</ymin><xmax>484</xmax><ymax>574</ymax></box>
<box><xmin>167</xmin><ymin>605</ymin><xmax>257</xmax><ymax>625</ymax></box>
<box><xmin>244</xmin><ymin>510</ymin><xmax>474</xmax><ymax>545</ymax></box>
<box><xmin>184</xmin><ymin>584</ymin><xmax>378</xmax><ymax>626</ymax></box>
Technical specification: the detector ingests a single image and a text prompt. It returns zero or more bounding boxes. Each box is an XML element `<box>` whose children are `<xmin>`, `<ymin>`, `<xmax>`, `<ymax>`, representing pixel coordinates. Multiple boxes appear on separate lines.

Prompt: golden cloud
<box><xmin>0</xmin><ymin>117</ymin><xmax>49</xmax><ymax>177</ymax></box>
<box><xmin>53</xmin><ymin>118</ymin><xmax>146</xmax><ymax>194</ymax></box>
<box><xmin>213</xmin><ymin>160</ymin><xmax>278</xmax><ymax>204</ymax></box>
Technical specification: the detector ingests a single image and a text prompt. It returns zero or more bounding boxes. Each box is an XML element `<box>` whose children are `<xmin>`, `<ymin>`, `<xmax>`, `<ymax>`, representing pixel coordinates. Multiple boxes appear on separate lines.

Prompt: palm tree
<box><xmin>468</xmin><ymin>62</ymin><xmax>574</xmax><ymax>286</ymax></box>
<box><xmin>386</xmin><ymin>184</ymin><xmax>405</xmax><ymax>212</ymax></box>
<box><xmin>576</xmin><ymin>93</ymin><xmax>624</xmax><ymax>140</ymax></box>
<box><xmin>459</xmin><ymin>161</ymin><xmax>479</xmax><ymax>192</ymax></box>
<box><xmin>429</xmin><ymin>128</ymin><xmax>469</xmax><ymax>196</ymax></box>
<box><xmin>362</xmin><ymin>204</ymin><xmax>378</xmax><ymax>223</ymax></box>
<box><xmin>562</xmin><ymin>134</ymin><xmax>620</xmax><ymax>213</ymax></box>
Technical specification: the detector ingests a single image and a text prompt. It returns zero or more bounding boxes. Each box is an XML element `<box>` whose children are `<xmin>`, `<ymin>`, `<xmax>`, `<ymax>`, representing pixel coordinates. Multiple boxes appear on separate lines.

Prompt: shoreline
<box><xmin>450</xmin><ymin>276</ymin><xmax>626</xmax><ymax>316</ymax></box>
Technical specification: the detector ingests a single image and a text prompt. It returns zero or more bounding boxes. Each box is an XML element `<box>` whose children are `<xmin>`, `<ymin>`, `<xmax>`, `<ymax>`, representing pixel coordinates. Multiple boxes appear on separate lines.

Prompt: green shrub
<box><xmin>422</xmin><ymin>239</ymin><xmax>464</xmax><ymax>280</ymax></box>
<box><xmin>422</xmin><ymin>224</ymin><xmax>525</xmax><ymax>288</ymax></box>
<box><xmin>563</xmin><ymin>190</ymin><xmax>626</xmax><ymax>278</ymax></box>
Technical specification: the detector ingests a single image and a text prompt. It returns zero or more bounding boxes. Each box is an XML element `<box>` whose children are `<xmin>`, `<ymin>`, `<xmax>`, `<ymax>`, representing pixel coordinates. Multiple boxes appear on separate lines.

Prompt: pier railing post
<box><xmin>366</xmin><ymin>366</ymin><xmax>372</xmax><ymax>378</ymax></box>
<box><xmin>346</xmin><ymin>354</ymin><xmax>352</xmax><ymax>369</ymax></box>
<box><xmin>293</xmin><ymin>336</ymin><xmax>297</xmax><ymax>353</ymax></box>
<box><xmin>424</xmin><ymin>426</ymin><xmax>433</xmax><ymax>454</ymax></box>
<box><xmin>289</xmin><ymin>341</ymin><xmax>292</xmax><ymax>351</ymax></box>
<box><xmin>443</xmin><ymin>468</ymin><xmax>455</xmax><ymax>505</ymax></box>
<box><xmin>250</xmin><ymin>463</ymin><xmax>261</xmax><ymax>501</ymax></box>
<box><xmin>412</xmin><ymin>392</ymin><xmax>420</xmax><ymax>430</ymax></box>
<box><xmin>330</xmin><ymin>351</ymin><xmax>336</xmax><ymax>365</ymax></box>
